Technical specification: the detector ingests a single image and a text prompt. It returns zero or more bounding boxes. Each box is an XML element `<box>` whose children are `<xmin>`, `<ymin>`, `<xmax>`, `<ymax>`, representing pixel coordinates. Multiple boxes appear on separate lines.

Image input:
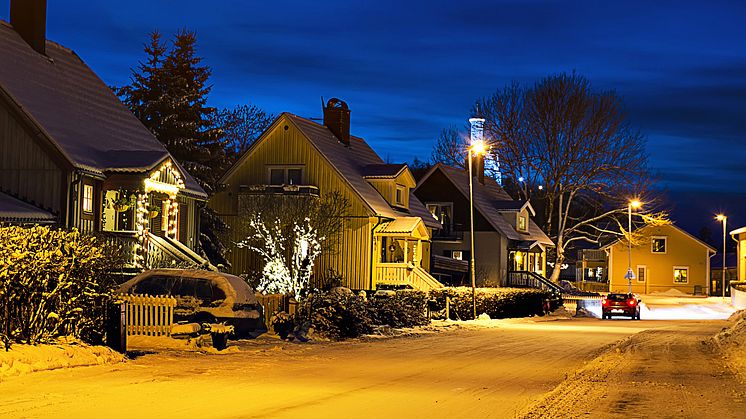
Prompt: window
<box><xmin>651</xmin><ymin>236</ymin><xmax>667</xmax><ymax>254</ymax></box>
<box><xmin>267</xmin><ymin>166</ymin><xmax>303</xmax><ymax>185</ymax></box>
<box><xmin>518</xmin><ymin>215</ymin><xmax>527</xmax><ymax>232</ymax></box>
<box><xmin>427</xmin><ymin>203</ymin><xmax>454</xmax><ymax>234</ymax></box>
<box><xmin>395</xmin><ymin>185</ymin><xmax>406</xmax><ymax>206</ymax></box>
<box><xmin>673</xmin><ymin>266</ymin><xmax>689</xmax><ymax>284</ymax></box>
<box><xmin>637</xmin><ymin>265</ymin><xmax>646</xmax><ymax>283</ymax></box>
<box><xmin>82</xmin><ymin>184</ymin><xmax>93</xmax><ymax>213</ymax></box>
<box><xmin>452</xmin><ymin>250</ymin><xmax>463</xmax><ymax>260</ymax></box>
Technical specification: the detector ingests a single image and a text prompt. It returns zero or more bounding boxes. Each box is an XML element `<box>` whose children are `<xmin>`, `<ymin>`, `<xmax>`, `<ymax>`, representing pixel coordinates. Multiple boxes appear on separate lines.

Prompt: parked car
<box><xmin>118</xmin><ymin>269</ymin><xmax>267</xmax><ymax>338</ymax></box>
<box><xmin>601</xmin><ymin>293</ymin><xmax>641</xmax><ymax>320</ymax></box>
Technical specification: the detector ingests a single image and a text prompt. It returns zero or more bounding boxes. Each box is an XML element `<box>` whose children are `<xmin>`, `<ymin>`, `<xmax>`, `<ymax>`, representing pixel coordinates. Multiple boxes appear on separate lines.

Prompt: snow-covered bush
<box><xmin>296</xmin><ymin>290</ymin><xmax>430</xmax><ymax>340</ymax></box>
<box><xmin>429</xmin><ymin>287</ymin><xmax>552</xmax><ymax>320</ymax></box>
<box><xmin>0</xmin><ymin>226</ymin><xmax>119</xmax><ymax>347</ymax></box>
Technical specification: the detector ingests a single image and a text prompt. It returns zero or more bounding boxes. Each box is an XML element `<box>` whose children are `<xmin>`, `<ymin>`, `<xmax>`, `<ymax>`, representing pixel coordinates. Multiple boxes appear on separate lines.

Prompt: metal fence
<box><xmin>119</xmin><ymin>294</ymin><xmax>176</xmax><ymax>337</ymax></box>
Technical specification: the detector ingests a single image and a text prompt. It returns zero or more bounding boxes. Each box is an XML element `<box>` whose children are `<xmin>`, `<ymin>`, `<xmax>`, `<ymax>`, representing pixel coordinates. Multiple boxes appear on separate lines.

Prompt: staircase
<box><xmin>376</xmin><ymin>264</ymin><xmax>444</xmax><ymax>291</ymax></box>
<box><xmin>506</xmin><ymin>271</ymin><xmax>563</xmax><ymax>300</ymax></box>
<box><xmin>147</xmin><ymin>234</ymin><xmax>216</xmax><ymax>271</ymax></box>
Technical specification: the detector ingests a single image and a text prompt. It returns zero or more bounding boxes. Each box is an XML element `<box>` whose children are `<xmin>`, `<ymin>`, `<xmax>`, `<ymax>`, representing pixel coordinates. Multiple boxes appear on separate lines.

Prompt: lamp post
<box><xmin>626</xmin><ymin>199</ymin><xmax>642</xmax><ymax>293</ymax></box>
<box><xmin>468</xmin><ymin>140</ymin><xmax>487</xmax><ymax>320</ymax></box>
<box><xmin>716</xmin><ymin>214</ymin><xmax>727</xmax><ymax>298</ymax></box>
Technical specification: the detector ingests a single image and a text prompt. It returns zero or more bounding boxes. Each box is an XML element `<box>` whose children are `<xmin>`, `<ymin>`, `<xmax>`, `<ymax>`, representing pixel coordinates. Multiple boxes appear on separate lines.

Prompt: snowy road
<box><xmin>0</xmin><ymin>319</ymin><xmax>724</xmax><ymax>418</ymax></box>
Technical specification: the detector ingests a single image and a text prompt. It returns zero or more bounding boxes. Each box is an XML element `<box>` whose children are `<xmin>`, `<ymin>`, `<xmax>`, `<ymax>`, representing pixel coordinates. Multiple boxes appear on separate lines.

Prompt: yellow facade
<box><xmin>607</xmin><ymin>224</ymin><xmax>715</xmax><ymax>295</ymax></box>
<box><xmin>209</xmin><ymin>114</ymin><xmax>437</xmax><ymax>291</ymax></box>
<box><xmin>731</xmin><ymin>228</ymin><xmax>746</xmax><ymax>281</ymax></box>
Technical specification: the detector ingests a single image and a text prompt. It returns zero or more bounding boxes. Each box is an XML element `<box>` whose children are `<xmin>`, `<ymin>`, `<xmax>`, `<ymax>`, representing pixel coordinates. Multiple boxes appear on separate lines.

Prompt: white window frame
<box><xmin>266</xmin><ymin>165</ymin><xmax>304</xmax><ymax>185</ymax></box>
<box><xmin>517</xmin><ymin>214</ymin><xmax>528</xmax><ymax>233</ymax></box>
<box><xmin>395</xmin><ymin>185</ymin><xmax>406</xmax><ymax>206</ymax></box>
<box><xmin>636</xmin><ymin>265</ymin><xmax>647</xmax><ymax>283</ymax></box>
<box><xmin>82</xmin><ymin>184</ymin><xmax>94</xmax><ymax>213</ymax></box>
<box><xmin>673</xmin><ymin>266</ymin><xmax>689</xmax><ymax>284</ymax></box>
<box><xmin>651</xmin><ymin>236</ymin><xmax>667</xmax><ymax>254</ymax></box>
<box><xmin>452</xmin><ymin>250</ymin><xmax>463</xmax><ymax>260</ymax></box>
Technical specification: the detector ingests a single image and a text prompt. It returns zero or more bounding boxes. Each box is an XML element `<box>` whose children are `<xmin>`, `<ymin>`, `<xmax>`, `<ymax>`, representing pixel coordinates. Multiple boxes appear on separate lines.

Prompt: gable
<box><xmin>215</xmin><ymin>114</ymin><xmax>373</xmax><ymax>216</ymax></box>
<box><xmin>608</xmin><ymin>223</ymin><xmax>716</xmax><ymax>253</ymax></box>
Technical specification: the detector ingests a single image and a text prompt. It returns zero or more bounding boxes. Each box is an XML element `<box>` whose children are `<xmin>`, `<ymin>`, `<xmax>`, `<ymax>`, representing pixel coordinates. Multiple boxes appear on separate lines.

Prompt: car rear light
<box><xmin>602</xmin><ymin>299</ymin><xmax>608</xmax><ymax>306</ymax></box>
<box><xmin>628</xmin><ymin>299</ymin><xmax>637</xmax><ymax>306</ymax></box>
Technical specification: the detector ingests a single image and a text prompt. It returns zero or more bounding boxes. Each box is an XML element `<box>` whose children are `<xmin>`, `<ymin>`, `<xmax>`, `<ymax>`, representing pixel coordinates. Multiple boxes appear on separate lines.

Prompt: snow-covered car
<box><xmin>601</xmin><ymin>293</ymin><xmax>641</xmax><ymax>320</ymax></box>
<box><xmin>118</xmin><ymin>269</ymin><xmax>267</xmax><ymax>338</ymax></box>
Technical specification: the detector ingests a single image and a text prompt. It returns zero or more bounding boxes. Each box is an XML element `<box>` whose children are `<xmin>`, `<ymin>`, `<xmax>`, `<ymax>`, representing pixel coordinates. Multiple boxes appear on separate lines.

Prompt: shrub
<box><xmin>0</xmin><ymin>226</ymin><xmax>119</xmax><ymax>347</ymax></box>
<box><xmin>429</xmin><ymin>287</ymin><xmax>552</xmax><ymax>320</ymax></box>
<box><xmin>296</xmin><ymin>290</ymin><xmax>430</xmax><ymax>340</ymax></box>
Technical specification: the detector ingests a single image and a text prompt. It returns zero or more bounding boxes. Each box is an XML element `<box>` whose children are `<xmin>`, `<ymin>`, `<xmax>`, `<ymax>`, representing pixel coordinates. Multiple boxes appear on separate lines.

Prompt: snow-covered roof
<box><xmin>0</xmin><ymin>21</ymin><xmax>206</xmax><ymax>199</ymax></box>
<box><xmin>0</xmin><ymin>192</ymin><xmax>56</xmax><ymax>224</ymax></box>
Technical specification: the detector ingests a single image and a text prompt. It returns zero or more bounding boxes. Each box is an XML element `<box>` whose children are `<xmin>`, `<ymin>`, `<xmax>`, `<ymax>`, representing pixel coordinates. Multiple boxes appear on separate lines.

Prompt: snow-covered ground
<box><xmin>0</xmin><ymin>318</ymin><xmax>693</xmax><ymax>418</ymax></box>
<box><xmin>0</xmin><ymin>338</ymin><xmax>124</xmax><ymax>378</ymax></box>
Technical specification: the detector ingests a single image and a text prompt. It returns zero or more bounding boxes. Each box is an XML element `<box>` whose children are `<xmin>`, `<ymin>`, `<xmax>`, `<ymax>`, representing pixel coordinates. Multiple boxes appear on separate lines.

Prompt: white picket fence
<box><xmin>119</xmin><ymin>294</ymin><xmax>177</xmax><ymax>337</ymax></box>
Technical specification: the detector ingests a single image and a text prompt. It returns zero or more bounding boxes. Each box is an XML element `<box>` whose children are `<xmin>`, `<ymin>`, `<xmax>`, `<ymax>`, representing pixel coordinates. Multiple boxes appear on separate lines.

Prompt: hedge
<box><xmin>295</xmin><ymin>290</ymin><xmax>429</xmax><ymax>340</ymax></box>
<box><xmin>430</xmin><ymin>287</ymin><xmax>552</xmax><ymax>320</ymax></box>
<box><xmin>0</xmin><ymin>226</ymin><xmax>120</xmax><ymax>348</ymax></box>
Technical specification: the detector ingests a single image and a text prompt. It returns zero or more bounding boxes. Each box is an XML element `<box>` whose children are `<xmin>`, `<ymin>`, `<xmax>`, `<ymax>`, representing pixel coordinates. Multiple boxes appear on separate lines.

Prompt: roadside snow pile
<box><xmin>649</xmin><ymin>288</ymin><xmax>692</xmax><ymax>297</ymax></box>
<box><xmin>711</xmin><ymin>309</ymin><xmax>746</xmax><ymax>383</ymax></box>
<box><xmin>127</xmin><ymin>335</ymin><xmax>239</xmax><ymax>354</ymax></box>
<box><xmin>0</xmin><ymin>339</ymin><xmax>124</xmax><ymax>378</ymax></box>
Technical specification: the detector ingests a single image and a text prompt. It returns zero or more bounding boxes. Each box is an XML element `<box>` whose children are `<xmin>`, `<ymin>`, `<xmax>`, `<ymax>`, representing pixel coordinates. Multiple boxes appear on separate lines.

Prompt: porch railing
<box><xmin>99</xmin><ymin>231</ymin><xmax>139</xmax><ymax>268</ymax></box>
<box><xmin>506</xmin><ymin>270</ymin><xmax>563</xmax><ymax>298</ymax></box>
<box><xmin>376</xmin><ymin>263</ymin><xmax>444</xmax><ymax>291</ymax></box>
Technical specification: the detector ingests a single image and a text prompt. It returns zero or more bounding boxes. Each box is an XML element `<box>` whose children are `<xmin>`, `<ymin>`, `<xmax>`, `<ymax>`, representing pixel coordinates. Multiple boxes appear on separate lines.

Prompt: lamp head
<box><xmin>469</xmin><ymin>140</ymin><xmax>487</xmax><ymax>156</ymax></box>
<box><xmin>716</xmin><ymin>214</ymin><xmax>726</xmax><ymax>222</ymax></box>
<box><xmin>629</xmin><ymin>199</ymin><xmax>642</xmax><ymax>209</ymax></box>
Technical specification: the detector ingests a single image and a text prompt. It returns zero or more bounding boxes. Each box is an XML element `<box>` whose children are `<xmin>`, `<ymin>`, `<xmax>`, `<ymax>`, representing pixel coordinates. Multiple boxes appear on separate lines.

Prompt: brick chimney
<box><xmin>10</xmin><ymin>0</ymin><xmax>47</xmax><ymax>55</ymax></box>
<box><xmin>323</xmin><ymin>98</ymin><xmax>351</xmax><ymax>146</ymax></box>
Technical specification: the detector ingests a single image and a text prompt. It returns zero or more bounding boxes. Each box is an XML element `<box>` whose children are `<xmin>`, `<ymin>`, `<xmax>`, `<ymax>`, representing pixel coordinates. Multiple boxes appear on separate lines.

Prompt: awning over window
<box><xmin>375</xmin><ymin>217</ymin><xmax>430</xmax><ymax>238</ymax></box>
<box><xmin>0</xmin><ymin>192</ymin><xmax>56</xmax><ymax>224</ymax></box>
<box><xmin>509</xmin><ymin>240</ymin><xmax>545</xmax><ymax>253</ymax></box>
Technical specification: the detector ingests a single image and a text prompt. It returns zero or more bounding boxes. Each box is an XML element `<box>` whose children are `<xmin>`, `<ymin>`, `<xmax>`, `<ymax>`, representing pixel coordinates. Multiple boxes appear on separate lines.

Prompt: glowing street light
<box><xmin>626</xmin><ymin>199</ymin><xmax>642</xmax><ymax>293</ymax></box>
<box><xmin>716</xmin><ymin>214</ymin><xmax>727</xmax><ymax>298</ymax></box>
<box><xmin>468</xmin><ymin>139</ymin><xmax>488</xmax><ymax>320</ymax></box>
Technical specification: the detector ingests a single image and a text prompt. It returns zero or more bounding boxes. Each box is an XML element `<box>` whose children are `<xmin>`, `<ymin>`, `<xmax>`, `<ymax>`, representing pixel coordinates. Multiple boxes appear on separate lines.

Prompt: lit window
<box><xmin>651</xmin><ymin>237</ymin><xmax>667</xmax><ymax>254</ymax></box>
<box><xmin>82</xmin><ymin>184</ymin><xmax>93</xmax><ymax>213</ymax></box>
<box><xmin>452</xmin><ymin>250</ymin><xmax>463</xmax><ymax>260</ymax></box>
<box><xmin>518</xmin><ymin>216</ymin><xmax>527</xmax><ymax>232</ymax></box>
<box><xmin>637</xmin><ymin>266</ymin><xmax>646</xmax><ymax>283</ymax></box>
<box><xmin>673</xmin><ymin>267</ymin><xmax>688</xmax><ymax>284</ymax></box>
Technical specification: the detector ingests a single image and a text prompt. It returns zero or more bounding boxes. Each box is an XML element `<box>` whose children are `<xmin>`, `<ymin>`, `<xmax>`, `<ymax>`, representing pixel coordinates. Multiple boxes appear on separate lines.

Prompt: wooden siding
<box><xmin>0</xmin><ymin>100</ymin><xmax>64</xmax><ymax>216</ymax></box>
<box><xmin>209</xmin><ymin>115</ymin><xmax>375</xmax><ymax>289</ymax></box>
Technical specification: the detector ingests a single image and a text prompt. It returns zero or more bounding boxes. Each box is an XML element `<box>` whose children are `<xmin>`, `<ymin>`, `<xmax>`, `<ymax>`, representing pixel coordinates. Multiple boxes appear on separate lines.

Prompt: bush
<box><xmin>430</xmin><ymin>287</ymin><xmax>552</xmax><ymax>320</ymax></box>
<box><xmin>0</xmin><ymin>226</ymin><xmax>119</xmax><ymax>347</ymax></box>
<box><xmin>296</xmin><ymin>290</ymin><xmax>430</xmax><ymax>340</ymax></box>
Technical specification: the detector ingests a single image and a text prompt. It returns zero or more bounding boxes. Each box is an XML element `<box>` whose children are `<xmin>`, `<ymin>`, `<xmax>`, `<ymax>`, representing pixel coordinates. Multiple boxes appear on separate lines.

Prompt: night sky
<box><xmin>1</xmin><ymin>0</ymin><xmax>744</xmax><ymax>233</ymax></box>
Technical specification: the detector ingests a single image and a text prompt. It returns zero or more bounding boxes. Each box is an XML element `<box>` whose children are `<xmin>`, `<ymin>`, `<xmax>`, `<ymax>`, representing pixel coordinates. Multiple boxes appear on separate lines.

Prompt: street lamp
<box><xmin>716</xmin><ymin>214</ymin><xmax>727</xmax><ymax>298</ymax></box>
<box><xmin>626</xmin><ymin>199</ymin><xmax>642</xmax><ymax>293</ymax></box>
<box><xmin>468</xmin><ymin>139</ymin><xmax>487</xmax><ymax>320</ymax></box>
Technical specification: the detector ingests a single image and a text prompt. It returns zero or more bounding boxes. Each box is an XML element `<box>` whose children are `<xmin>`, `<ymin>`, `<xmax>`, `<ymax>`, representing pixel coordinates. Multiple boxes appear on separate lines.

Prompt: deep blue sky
<box><xmin>1</xmin><ymin>0</ymin><xmax>744</xmax><ymax>233</ymax></box>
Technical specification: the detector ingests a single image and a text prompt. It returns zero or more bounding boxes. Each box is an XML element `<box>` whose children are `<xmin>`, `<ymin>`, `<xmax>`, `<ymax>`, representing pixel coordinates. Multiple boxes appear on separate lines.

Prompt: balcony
<box><xmin>432</xmin><ymin>223</ymin><xmax>464</xmax><ymax>241</ymax></box>
<box><xmin>239</xmin><ymin>184</ymin><xmax>320</xmax><ymax>197</ymax></box>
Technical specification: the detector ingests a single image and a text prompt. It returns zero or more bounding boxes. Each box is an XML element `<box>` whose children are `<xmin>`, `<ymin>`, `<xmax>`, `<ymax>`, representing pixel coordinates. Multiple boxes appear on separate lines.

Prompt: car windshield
<box><xmin>607</xmin><ymin>294</ymin><xmax>630</xmax><ymax>301</ymax></box>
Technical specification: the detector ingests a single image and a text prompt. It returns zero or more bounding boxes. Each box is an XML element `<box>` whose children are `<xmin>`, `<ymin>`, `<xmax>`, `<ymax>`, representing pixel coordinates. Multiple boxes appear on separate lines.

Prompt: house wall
<box><xmin>734</xmin><ymin>231</ymin><xmax>746</xmax><ymax>282</ymax></box>
<box><xmin>430</xmin><ymin>231</ymin><xmax>506</xmax><ymax>287</ymax></box>
<box><xmin>0</xmin><ymin>98</ymin><xmax>66</xmax><ymax>219</ymax></box>
<box><xmin>609</xmin><ymin>224</ymin><xmax>711</xmax><ymax>294</ymax></box>
<box><xmin>209</xmin><ymin>115</ymin><xmax>373</xmax><ymax>290</ymax></box>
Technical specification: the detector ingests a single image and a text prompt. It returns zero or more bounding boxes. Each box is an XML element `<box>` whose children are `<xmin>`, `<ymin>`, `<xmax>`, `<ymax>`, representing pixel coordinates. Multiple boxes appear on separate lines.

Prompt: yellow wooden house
<box><xmin>604</xmin><ymin>223</ymin><xmax>716</xmax><ymax>295</ymax></box>
<box><xmin>209</xmin><ymin>99</ymin><xmax>442</xmax><ymax>291</ymax></box>
<box><xmin>730</xmin><ymin>227</ymin><xmax>746</xmax><ymax>282</ymax></box>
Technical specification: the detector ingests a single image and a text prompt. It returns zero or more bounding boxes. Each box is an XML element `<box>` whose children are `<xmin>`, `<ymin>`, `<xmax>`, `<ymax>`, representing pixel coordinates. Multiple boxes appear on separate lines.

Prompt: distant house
<box><xmin>413</xmin><ymin>163</ymin><xmax>553</xmax><ymax>287</ymax></box>
<box><xmin>604</xmin><ymin>224</ymin><xmax>716</xmax><ymax>295</ymax></box>
<box><xmin>0</xmin><ymin>0</ymin><xmax>208</xmax><ymax>269</ymax></box>
<box><xmin>209</xmin><ymin>99</ymin><xmax>442</xmax><ymax>291</ymax></box>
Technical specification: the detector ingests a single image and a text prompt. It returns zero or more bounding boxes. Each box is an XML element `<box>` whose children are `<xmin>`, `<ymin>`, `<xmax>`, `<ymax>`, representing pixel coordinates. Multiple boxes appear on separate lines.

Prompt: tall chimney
<box><xmin>10</xmin><ymin>0</ymin><xmax>47</xmax><ymax>55</ymax></box>
<box><xmin>468</xmin><ymin>117</ymin><xmax>486</xmax><ymax>184</ymax></box>
<box><xmin>323</xmin><ymin>98</ymin><xmax>351</xmax><ymax>146</ymax></box>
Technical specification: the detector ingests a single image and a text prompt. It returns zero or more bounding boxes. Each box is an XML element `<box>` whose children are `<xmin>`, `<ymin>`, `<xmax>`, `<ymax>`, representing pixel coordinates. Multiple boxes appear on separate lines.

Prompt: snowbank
<box><xmin>127</xmin><ymin>335</ymin><xmax>240</xmax><ymax>354</ymax></box>
<box><xmin>0</xmin><ymin>339</ymin><xmax>124</xmax><ymax>378</ymax></box>
<box><xmin>711</xmin><ymin>309</ymin><xmax>746</xmax><ymax>383</ymax></box>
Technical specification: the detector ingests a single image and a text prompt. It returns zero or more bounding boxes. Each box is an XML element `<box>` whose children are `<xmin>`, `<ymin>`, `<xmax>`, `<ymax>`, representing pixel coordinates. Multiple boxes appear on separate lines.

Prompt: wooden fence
<box><xmin>119</xmin><ymin>294</ymin><xmax>177</xmax><ymax>337</ymax></box>
<box><xmin>255</xmin><ymin>294</ymin><xmax>297</xmax><ymax>332</ymax></box>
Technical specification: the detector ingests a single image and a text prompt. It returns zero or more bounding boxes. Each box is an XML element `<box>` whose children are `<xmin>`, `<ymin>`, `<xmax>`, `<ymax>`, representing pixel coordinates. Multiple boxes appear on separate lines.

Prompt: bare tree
<box><xmin>433</xmin><ymin>73</ymin><xmax>668</xmax><ymax>282</ymax></box>
<box><xmin>214</xmin><ymin>104</ymin><xmax>274</xmax><ymax>163</ymax></box>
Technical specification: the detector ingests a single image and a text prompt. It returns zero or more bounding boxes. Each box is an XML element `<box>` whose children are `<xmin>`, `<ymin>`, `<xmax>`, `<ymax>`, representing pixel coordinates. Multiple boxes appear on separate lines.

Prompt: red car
<box><xmin>601</xmin><ymin>293</ymin><xmax>641</xmax><ymax>320</ymax></box>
